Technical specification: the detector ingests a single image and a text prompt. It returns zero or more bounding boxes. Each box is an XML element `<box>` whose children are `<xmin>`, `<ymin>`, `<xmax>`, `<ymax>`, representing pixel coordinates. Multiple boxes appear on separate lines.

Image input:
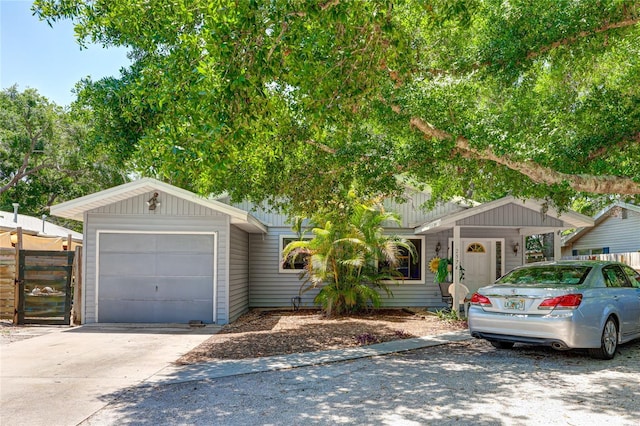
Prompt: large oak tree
<box><xmin>33</xmin><ymin>0</ymin><xmax>640</xmax><ymax>215</ymax></box>
<box><xmin>0</xmin><ymin>86</ymin><xmax>126</xmax><ymax>220</ymax></box>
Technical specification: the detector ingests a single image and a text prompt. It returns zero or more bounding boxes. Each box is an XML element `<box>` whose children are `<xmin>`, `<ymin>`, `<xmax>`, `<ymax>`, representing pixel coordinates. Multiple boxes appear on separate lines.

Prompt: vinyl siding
<box><xmin>247</xmin><ymin>226</ymin><xmax>526</xmax><ymax>309</ymax></box>
<box><xmin>567</xmin><ymin>209</ymin><xmax>640</xmax><ymax>254</ymax></box>
<box><xmin>249</xmin><ymin>228</ymin><xmax>449</xmax><ymax>309</ymax></box>
<box><xmin>386</xmin><ymin>196</ymin><xmax>468</xmax><ymax>227</ymax></box>
<box><xmin>456</xmin><ymin>203</ymin><xmax>564</xmax><ymax>227</ymax></box>
<box><xmin>228</xmin><ymin>225</ymin><xmax>249</xmax><ymax>322</ymax></box>
<box><xmin>92</xmin><ymin>192</ymin><xmax>224</xmax><ymax>217</ymax></box>
<box><xmin>83</xmin><ymin>193</ymin><xmax>231</xmax><ymax>324</ymax></box>
<box><xmin>233</xmin><ymin>188</ymin><xmax>461</xmax><ymax>229</ymax></box>
<box><xmin>248</xmin><ymin>228</ymin><xmax>321</xmax><ymax>308</ymax></box>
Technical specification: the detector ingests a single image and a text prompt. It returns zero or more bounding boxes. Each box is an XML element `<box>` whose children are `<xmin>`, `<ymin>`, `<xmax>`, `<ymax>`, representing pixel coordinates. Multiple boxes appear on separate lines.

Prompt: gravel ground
<box><xmin>82</xmin><ymin>338</ymin><xmax>640</xmax><ymax>425</ymax></box>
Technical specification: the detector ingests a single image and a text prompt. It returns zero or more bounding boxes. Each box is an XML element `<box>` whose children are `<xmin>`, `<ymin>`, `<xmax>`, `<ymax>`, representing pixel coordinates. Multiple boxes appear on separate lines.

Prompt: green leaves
<box><xmin>0</xmin><ymin>86</ymin><xmax>126</xmax><ymax>219</ymax></box>
<box><xmin>282</xmin><ymin>198</ymin><xmax>415</xmax><ymax>315</ymax></box>
<box><xmin>31</xmin><ymin>0</ymin><xmax>640</xmax><ymax>212</ymax></box>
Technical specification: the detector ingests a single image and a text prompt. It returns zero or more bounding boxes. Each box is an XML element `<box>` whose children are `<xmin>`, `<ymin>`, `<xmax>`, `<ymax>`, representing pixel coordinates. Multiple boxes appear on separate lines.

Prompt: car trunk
<box><xmin>478</xmin><ymin>284</ymin><xmax>582</xmax><ymax>315</ymax></box>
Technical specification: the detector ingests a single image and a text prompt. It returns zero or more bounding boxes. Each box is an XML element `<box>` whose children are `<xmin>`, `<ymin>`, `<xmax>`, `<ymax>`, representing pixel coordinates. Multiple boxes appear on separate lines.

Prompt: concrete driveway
<box><xmin>0</xmin><ymin>324</ymin><xmax>217</xmax><ymax>426</ymax></box>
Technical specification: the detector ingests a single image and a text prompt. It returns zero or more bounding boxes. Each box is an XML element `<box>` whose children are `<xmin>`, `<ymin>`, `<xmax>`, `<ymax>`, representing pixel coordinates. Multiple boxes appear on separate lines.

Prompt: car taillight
<box><xmin>538</xmin><ymin>294</ymin><xmax>583</xmax><ymax>310</ymax></box>
<box><xmin>470</xmin><ymin>293</ymin><xmax>492</xmax><ymax>307</ymax></box>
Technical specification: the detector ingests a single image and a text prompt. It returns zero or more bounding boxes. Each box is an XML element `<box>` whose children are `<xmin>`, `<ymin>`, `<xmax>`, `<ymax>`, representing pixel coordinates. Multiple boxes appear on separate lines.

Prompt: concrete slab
<box><xmin>0</xmin><ymin>325</ymin><xmax>217</xmax><ymax>426</ymax></box>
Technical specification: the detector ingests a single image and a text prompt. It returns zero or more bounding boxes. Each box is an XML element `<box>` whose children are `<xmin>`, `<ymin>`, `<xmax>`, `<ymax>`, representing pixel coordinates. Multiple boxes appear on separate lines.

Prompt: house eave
<box><xmin>50</xmin><ymin>178</ymin><xmax>267</xmax><ymax>233</ymax></box>
<box><xmin>414</xmin><ymin>196</ymin><xmax>594</xmax><ymax>234</ymax></box>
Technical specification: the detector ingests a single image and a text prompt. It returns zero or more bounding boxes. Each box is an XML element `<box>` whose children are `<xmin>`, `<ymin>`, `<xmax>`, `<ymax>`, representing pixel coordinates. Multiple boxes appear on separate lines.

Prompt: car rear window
<box><xmin>496</xmin><ymin>266</ymin><xmax>591</xmax><ymax>286</ymax></box>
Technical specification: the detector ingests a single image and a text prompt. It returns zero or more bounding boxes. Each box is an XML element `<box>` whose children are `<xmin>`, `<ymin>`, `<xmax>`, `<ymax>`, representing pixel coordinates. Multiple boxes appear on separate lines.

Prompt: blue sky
<box><xmin>1</xmin><ymin>0</ymin><xmax>130</xmax><ymax>106</ymax></box>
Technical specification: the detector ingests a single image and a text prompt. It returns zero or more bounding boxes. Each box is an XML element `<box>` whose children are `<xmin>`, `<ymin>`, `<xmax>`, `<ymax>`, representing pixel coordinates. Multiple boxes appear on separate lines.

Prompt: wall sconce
<box><xmin>435</xmin><ymin>241</ymin><xmax>441</xmax><ymax>255</ymax></box>
<box><xmin>513</xmin><ymin>242</ymin><xmax>520</xmax><ymax>256</ymax></box>
<box><xmin>146</xmin><ymin>192</ymin><xmax>160</xmax><ymax>211</ymax></box>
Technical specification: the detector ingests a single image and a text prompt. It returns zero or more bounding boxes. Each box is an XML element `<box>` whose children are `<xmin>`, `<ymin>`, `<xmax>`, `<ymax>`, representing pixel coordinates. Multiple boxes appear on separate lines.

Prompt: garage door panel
<box><xmin>100</xmin><ymin>233</ymin><xmax>159</xmax><ymax>253</ymax></box>
<box><xmin>99</xmin><ymin>300</ymin><xmax>212</xmax><ymax>323</ymax></box>
<box><xmin>98</xmin><ymin>277</ymin><xmax>157</xmax><ymax>299</ymax></box>
<box><xmin>154</xmin><ymin>277</ymin><xmax>213</xmax><ymax>299</ymax></box>
<box><xmin>100</xmin><ymin>277</ymin><xmax>212</xmax><ymax>302</ymax></box>
<box><xmin>156</xmin><ymin>234</ymin><xmax>214</xmax><ymax>253</ymax></box>
<box><xmin>100</xmin><ymin>253</ymin><xmax>157</xmax><ymax>276</ymax></box>
<box><xmin>155</xmin><ymin>254</ymin><xmax>213</xmax><ymax>276</ymax></box>
<box><xmin>98</xmin><ymin>232</ymin><xmax>215</xmax><ymax>323</ymax></box>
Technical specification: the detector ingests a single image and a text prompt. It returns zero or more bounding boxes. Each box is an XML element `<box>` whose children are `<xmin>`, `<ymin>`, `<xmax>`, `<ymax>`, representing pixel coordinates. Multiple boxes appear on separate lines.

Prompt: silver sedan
<box><xmin>468</xmin><ymin>260</ymin><xmax>640</xmax><ymax>359</ymax></box>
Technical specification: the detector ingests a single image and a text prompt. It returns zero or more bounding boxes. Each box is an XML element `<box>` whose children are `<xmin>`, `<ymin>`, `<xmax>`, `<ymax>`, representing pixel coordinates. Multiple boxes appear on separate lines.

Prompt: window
<box><xmin>466</xmin><ymin>242</ymin><xmax>486</xmax><ymax>253</ymax></box>
<box><xmin>280</xmin><ymin>236</ymin><xmax>311</xmax><ymax>273</ymax></box>
<box><xmin>573</xmin><ymin>247</ymin><xmax>610</xmax><ymax>256</ymax></box>
<box><xmin>381</xmin><ymin>237</ymin><xmax>424</xmax><ymax>282</ymax></box>
<box><xmin>622</xmin><ymin>265</ymin><xmax>640</xmax><ymax>288</ymax></box>
<box><xmin>602</xmin><ymin>266</ymin><xmax>631</xmax><ymax>288</ymax></box>
<box><xmin>497</xmin><ymin>265</ymin><xmax>591</xmax><ymax>286</ymax></box>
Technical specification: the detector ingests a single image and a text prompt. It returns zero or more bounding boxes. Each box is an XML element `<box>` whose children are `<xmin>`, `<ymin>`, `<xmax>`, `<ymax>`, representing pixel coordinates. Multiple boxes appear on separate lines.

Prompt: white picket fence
<box><xmin>562</xmin><ymin>252</ymin><xmax>640</xmax><ymax>269</ymax></box>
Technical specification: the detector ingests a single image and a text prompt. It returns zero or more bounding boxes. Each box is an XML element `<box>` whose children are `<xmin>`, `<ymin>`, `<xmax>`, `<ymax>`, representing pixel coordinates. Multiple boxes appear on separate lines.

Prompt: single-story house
<box><xmin>0</xmin><ymin>207</ymin><xmax>82</xmax><ymax>250</ymax></box>
<box><xmin>51</xmin><ymin>178</ymin><xmax>594</xmax><ymax>325</ymax></box>
<box><xmin>562</xmin><ymin>201</ymin><xmax>640</xmax><ymax>256</ymax></box>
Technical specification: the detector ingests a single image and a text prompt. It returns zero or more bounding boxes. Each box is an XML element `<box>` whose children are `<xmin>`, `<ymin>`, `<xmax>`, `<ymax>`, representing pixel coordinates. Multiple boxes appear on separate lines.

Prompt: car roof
<box><xmin>515</xmin><ymin>260</ymin><xmax>624</xmax><ymax>268</ymax></box>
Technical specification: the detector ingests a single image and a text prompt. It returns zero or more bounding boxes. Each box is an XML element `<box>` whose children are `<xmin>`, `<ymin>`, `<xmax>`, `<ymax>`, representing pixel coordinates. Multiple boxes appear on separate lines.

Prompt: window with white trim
<box><xmin>380</xmin><ymin>237</ymin><xmax>424</xmax><ymax>282</ymax></box>
<box><xmin>280</xmin><ymin>236</ymin><xmax>311</xmax><ymax>273</ymax></box>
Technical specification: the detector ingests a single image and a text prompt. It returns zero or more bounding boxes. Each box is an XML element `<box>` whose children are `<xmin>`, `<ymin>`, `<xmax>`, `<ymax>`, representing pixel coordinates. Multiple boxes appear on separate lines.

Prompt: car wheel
<box><xmin>589</xmin><ymin>316</ymin><xmax>618</xmax><ymax>360</ymax></box>
<box><xmin>490</xmin><ymin>341</ymin><xmax>515</xmax><ymax>349</ymax></box>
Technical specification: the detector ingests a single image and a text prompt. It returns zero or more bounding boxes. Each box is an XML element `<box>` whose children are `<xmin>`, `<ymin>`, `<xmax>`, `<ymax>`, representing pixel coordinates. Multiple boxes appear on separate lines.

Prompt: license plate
<box><xmin>504</xmin><ymin>299</ymin><xmax>525</xmax><ymax>311</ymax></box>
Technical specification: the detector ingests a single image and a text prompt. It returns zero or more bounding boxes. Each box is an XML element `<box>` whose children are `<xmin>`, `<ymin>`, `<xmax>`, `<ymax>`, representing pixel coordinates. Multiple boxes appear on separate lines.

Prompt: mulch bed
<box><xmin>176</xmin><ymin>308</ymin><xmax>467</xmax><ymax>364</ymax></box>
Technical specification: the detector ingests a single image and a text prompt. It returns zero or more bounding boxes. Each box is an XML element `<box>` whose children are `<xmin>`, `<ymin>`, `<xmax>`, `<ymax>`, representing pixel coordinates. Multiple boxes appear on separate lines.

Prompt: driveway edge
<box><xmin>146</xmin><ymin>330</ymin><xmax>472</xmax><ymax>385</ymax></box>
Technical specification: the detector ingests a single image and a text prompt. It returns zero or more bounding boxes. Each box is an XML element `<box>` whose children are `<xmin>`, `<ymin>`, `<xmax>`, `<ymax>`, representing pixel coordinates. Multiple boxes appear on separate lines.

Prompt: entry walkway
<box><xmin>147</xmin><ymin>330</ymin><xmax>472</xmax><ymax>385</ymax></box>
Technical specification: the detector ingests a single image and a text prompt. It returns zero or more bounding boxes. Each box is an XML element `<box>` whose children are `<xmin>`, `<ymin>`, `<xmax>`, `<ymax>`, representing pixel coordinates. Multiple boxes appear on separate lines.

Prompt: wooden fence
<box><xmin>562</xmin><ymin>252</ymin><xmax>640</xmax><ymax>269</ymax></box>
<box><xmin>0</xmin><ymin>248</ymin><xmax>16</xmax><ymax>319</ymax></box>
<box><xmin>0</xmin><ymin>236</ymin><xmax>82</xmax><ymax>324</ymax></box>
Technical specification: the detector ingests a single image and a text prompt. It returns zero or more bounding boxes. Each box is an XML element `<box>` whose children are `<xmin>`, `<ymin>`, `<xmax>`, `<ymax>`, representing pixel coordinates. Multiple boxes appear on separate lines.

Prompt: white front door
<box><xmin>450</xmin><ymin>238</ymin><xmax>504</xmax><ymax>295</ymax></box>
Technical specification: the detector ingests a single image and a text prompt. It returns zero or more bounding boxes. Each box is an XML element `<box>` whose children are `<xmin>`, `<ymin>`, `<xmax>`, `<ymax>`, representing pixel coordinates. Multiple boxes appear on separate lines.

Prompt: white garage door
<box><xmin>98</xmin><ymin>233</ymin><xmax>215</xmax><ymax>323</ymax></box>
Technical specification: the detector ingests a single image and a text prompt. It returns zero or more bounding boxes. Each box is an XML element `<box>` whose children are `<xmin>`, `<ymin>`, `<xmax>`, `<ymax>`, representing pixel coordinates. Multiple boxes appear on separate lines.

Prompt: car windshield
<box><xmin>496</xmin><ymin>265</ymin><xmax>592</xmax><ymax>286</ymax></box>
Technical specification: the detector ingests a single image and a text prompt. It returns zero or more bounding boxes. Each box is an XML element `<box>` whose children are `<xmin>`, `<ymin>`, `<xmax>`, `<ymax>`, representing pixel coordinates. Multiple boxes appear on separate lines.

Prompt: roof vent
<box><xmin>12</xmin><ymin>203</ymin><xmax>19</xmax><ymax>223</ymax></box>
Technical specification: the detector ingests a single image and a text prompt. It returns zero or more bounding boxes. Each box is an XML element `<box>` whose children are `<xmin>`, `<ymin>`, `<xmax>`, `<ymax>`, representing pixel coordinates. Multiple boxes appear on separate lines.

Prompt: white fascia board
<box><xmin>51</xmin><ymin>178</ymin><xmax>267</xmax><ymax>233</ymax></box>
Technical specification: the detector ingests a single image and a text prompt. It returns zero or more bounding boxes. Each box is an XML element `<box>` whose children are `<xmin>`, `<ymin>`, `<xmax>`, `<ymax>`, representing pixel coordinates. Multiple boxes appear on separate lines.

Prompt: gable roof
<box><xmin>50</xmin><ymin>178</ymin><xmax>267</xmax><ymax>234</ymax></box>
<box><xmin>415</xmin><ymin>196</ymin><xmax>594</xmax><ymax>234</ymax></box>
<box><xmin>562</xmin><ymin>201</ymin><xmax>640</xmax><ymax>246</ymax></box>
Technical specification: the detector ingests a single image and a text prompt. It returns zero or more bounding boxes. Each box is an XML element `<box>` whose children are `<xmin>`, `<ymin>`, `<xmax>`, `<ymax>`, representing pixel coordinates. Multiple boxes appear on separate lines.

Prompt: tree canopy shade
<box><xmin>33</xmin><ymin>0</ymin><xmax>640</xmax><ymax>216</ymax></box>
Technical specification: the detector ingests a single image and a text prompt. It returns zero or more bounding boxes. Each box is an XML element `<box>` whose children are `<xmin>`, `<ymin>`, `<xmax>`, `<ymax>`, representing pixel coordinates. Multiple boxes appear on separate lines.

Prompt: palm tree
<box><xmin>283</xmin><ymin>200</ymin><xmax>416</xmax><ymax>315</ymax></box>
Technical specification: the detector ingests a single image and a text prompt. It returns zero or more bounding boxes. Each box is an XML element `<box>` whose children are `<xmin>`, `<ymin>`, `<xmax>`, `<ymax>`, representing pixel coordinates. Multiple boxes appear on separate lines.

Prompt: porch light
<box><xmin>146</xmin><ymin>192</ymin><xmax>160</xmax><ymax>210</ymax></box>
<box><xmin>435</xmin><ymin>241</ymin><xmax>441</xmax><ymax>255</ymax></box>
<box><xmin>513</xmin><ymin>242</ymin><xmax>520</xmax><ymax>256</ymax></box>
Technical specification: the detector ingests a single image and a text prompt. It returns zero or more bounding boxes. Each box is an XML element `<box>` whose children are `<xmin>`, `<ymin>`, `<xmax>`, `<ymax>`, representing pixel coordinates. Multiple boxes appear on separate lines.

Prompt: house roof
<box><xmin>562</xmin><ymin>201</ymin><xmax>640</xmax><ymax>246</ymax></box>
<box><xmin>0</xmin><ymin>210</ymin><xmax>82</xmax><ymax>241</ymax></box>
<box><xmin>50</xmin><ymin>178</ymin><xmax>268</xmax><ymax>234</ymax></box>
<box><xmin>415</xmin><ymin>196</ymin><xmax>594</xmax><ymax>234</ymax></box>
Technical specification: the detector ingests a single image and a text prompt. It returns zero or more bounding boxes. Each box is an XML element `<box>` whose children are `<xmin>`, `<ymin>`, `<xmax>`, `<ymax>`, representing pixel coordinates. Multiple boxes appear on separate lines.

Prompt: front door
<box><xmin>450</xmin><ymin>239</ymin><xmax>504</xmax><ymax>295</ymax></box>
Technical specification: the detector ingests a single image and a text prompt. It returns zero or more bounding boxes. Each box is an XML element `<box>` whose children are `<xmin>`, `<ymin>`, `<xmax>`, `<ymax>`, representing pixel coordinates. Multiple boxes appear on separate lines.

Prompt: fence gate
<box><xmin>17</xmin><ymin>250</ymin><xmax>74</xmax><ymax>325</ymax></box>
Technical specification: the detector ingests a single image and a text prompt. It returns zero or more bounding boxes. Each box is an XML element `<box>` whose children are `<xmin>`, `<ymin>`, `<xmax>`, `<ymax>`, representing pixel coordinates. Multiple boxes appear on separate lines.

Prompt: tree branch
<box><xmin>305</xmin><ymin>139</ymin><xmax>337</xmax><ymax>154</ymax></box>
<box><xmin>409</xmin><ymin>117</ymin><xmax>640</xmax><ymax>195</ymax></box>
<box><xmin>526</xmin><ymin>17</ymin><xmax>640</xmax><ymax>60</ymax></box>
<box><xmin>586</xmin><ymin>132</ymin><xmax>640</xmax><ymax>161</ymax></box>
<box><xmin>418</xmin><ymin>17</ymin><xmax>640</xmax><ymax>78</ymax></box>
<box><xmin>0</xmin><ymin>163</ymin><xmax>50</xmax><ymax>194</ymax></box>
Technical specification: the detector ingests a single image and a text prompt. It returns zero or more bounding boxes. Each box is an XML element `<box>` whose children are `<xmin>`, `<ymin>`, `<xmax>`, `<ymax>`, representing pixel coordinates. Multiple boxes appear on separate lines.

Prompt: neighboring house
<box><xmin>0</xmin><ymin>208</ymin><xmax>82</xmax><ymax>250</ymax></box>
<box><xmin>51</xmin><ymin>178</ymin><xmax>594</xmax><ymax>325</ymax></box>
<box><xmin>562</xmin><ymin>202</ymin><xmax>640</xmax><ymax>257</ymax></box>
